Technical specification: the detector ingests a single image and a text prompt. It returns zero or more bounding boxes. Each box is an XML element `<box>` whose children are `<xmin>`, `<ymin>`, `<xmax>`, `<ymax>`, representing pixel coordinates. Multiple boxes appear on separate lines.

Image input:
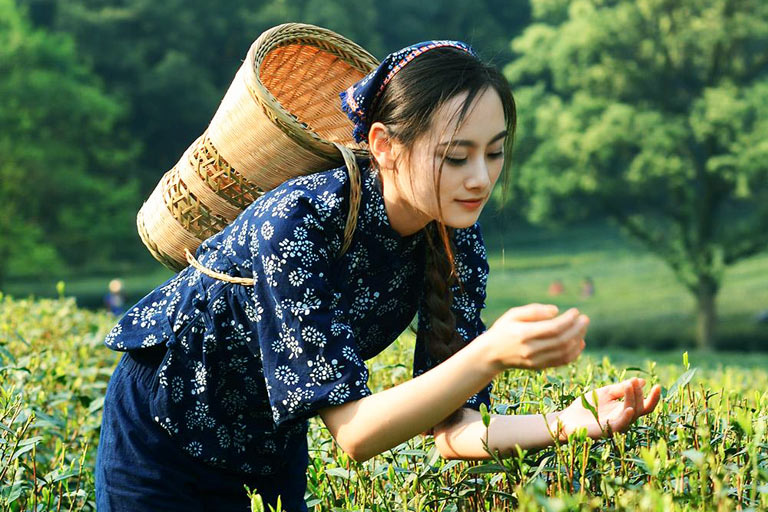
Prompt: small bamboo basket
<box><xmin>137</xmin><ymin>23</ymin><xmax>379</xmax><ymax>271</ymax></box>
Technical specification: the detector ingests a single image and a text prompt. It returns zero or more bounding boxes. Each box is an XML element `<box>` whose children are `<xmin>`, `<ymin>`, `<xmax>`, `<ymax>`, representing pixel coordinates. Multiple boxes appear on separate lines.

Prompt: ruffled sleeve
<box><xmin>246</xmin><ymin>188</ymin><xmax>373</xmax><ymax>428</ymax></box>
<box><xmin>412</xmin><ymin>222</ymin><xmax>493</xmax><ymax>412</ymax></box>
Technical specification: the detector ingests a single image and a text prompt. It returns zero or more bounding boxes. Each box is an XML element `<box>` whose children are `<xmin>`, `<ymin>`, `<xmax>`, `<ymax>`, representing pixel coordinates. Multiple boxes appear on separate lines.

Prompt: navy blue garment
<box><xmin>95</xmin><ymin>345</ymin><xmax>308</xmax><ymax>511</ymax></box>
<box><xmin>98</xmin><ymin>159</ymin><xmax>493</xmax><ymax>489</ymax></box>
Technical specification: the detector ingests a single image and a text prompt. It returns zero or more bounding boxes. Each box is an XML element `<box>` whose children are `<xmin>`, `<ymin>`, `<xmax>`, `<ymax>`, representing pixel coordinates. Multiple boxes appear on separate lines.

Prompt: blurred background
<box><xmin>1</xmin><ymin>0</ymin><xmax>766</xmax><ymax>352</ymax></box>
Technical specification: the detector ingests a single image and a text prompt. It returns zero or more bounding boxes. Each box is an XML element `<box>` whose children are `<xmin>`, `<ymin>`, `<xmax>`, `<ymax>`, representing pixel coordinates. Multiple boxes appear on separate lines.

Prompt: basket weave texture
<box><xmin>137</xmin><ymin>23</ymin><xmax>379</xmax><ymax>272</ymax></box>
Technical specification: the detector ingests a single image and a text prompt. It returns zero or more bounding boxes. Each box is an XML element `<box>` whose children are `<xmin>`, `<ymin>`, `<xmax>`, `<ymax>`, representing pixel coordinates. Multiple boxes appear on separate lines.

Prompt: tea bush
<box><xmin>1</xmin><ymin>292</ymin><xmax>766</xmax><ymax>511</ymax></box>
<box><xmin>0</xmin><ymin>293</ymin><xmax>118</xmax><ymax>511</ymax></box>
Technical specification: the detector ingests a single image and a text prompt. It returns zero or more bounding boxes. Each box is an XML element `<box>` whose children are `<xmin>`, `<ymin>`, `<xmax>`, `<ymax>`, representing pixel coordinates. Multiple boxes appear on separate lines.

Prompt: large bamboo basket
<box><xmin>137</xmin><ymin>23</ymin><xmax>379</xmax><ymax>271</ymax></box>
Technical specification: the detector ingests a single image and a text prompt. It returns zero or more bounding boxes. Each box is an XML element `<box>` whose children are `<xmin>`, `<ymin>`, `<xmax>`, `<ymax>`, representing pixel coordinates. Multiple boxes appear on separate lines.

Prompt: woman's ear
<box><xmin>368</xmin><ymin>122</ymin><xmax>398</xmax><ymax>172</ymax></box>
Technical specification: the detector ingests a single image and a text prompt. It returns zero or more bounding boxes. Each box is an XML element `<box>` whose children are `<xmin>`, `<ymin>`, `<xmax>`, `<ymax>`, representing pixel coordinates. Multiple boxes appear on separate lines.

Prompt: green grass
<box><xmin>2</xmin><ymin>220</ymin><xmax>766</xmax><ymax>510</ymax></box>
<box><xmin>3</xmin><ymin>220</ymin><xmax>768</xmax><ymax>350</ymax></box>
<box><xmin>482</xmin><ymin>221</ymin><xmax>768</xmax><ymax>351</ymax></box>
<box><xmin>0</xmin><ymin>268</ymin><xmax>175</xmax><ymax>310</ymax></box>
<box><xmin>2</xmin><ymin>293</ymin><xmax>767</xmax><ymax>511</ymax></box>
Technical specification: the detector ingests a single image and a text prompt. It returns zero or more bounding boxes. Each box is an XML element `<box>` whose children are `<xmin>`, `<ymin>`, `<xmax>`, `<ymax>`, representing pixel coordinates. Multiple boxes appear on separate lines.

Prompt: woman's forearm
<box><xmin>434</xmin><ymin>409</ymin><xmax>562</xmax><ymax>460</ymax></box>
<box><xmin>318</xmin><ymin>332</ymin><xmax>498</xmax><ymax>462</ymax></box>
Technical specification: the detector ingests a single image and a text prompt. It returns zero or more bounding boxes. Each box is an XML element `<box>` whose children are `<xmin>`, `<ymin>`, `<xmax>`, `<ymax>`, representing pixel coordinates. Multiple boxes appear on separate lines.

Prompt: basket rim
<box><xmin>246</xmin><ymin>22</ymin><xmax>379</xmax><ymax>159</ymax></box>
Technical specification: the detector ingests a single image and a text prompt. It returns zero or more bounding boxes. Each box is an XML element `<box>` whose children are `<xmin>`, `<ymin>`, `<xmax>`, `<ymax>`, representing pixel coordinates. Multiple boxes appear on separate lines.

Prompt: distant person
<box><xmin>580</xmin><ymin>277</ymin><xmax>595</xmax><ymax>298</ymax></box>
<box><xmin>103</xmin><ymin>278</ymin><xmax>126</xmax><ymax>316</ymax></box>
<box><xmin>756</xmin><ymin>309</ymin><xmax>768</xmax><ymax>324</ymax></box>
<box><xmin>548</xmin><ymin>279</ymin><xmax>565</xmax><ymax>296</ymax></box>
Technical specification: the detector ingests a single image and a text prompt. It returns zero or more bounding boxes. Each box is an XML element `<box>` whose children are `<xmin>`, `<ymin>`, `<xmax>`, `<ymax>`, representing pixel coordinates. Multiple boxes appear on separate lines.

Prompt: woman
<box><xmin>95</xmin><ymin>40</ymin><xmax>660</xmax><ymax>511</ymax></box>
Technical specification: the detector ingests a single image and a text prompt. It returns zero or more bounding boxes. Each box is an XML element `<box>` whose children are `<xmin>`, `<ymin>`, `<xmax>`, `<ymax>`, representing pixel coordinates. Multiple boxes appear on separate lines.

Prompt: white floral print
<box><xmin>101</xmin><ymin>161</ymin><xmax>491</xmax><ymax>477</ymax></box>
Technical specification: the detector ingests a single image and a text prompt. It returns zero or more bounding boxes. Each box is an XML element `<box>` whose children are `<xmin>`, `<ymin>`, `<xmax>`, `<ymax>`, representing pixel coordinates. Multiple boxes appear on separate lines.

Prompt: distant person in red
<box><xmin>103</xmin><ymin>278</ymin><xmax>126</xmax><ymax>316</ymax></box>
<box><xmin>580</xmin><ymin>277</ymin><xmax>595</xmax><ymax>298</ymax></box>
<box><xmin>548</xmin><ymin>279</ymin><xmax>564</xmax><ymax>296</ymax></box>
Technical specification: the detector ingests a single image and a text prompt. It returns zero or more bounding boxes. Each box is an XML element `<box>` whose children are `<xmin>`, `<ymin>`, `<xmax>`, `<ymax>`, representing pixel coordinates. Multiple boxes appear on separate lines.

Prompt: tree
<box><xmin>504</xmin><ymin>0</ymin><xmax>768</xmax><ymax>349</ymax></box>
<box><xmin>0</xmin><ymin>0</ymin><xmax>141</xmax><ymax>286</ymax></box>
<box><xmin>21</xmin><ymin>0</ymin><xmax>530</xmax><ymax>196</ymax></box>
<box><xmin>370</xmin><ymin>0</ymin><xmax>530</xmax><ymax>62</ymax></box>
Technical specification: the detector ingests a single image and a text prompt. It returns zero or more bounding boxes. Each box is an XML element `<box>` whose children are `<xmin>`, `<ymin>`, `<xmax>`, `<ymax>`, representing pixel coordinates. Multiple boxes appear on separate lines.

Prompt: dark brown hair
<box><xmin>366</xmin><ymin>47</ymin><xmax>517</xmax><ymax>430</ymax></box>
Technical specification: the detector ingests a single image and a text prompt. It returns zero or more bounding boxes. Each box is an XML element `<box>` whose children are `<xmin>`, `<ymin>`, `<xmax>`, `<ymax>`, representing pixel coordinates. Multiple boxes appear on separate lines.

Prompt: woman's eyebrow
<box><xmin>437</xmin><ymin>130</ymin><xmax>507</xmax><ymax>148</ymax></box>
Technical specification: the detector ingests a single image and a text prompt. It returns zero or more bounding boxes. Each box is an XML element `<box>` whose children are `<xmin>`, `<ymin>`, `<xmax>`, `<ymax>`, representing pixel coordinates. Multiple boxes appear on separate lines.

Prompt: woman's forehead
<box><xmin>429</xmin><ymin>89</ymin><xmax>506</xmax><ymax>146</ymax></box>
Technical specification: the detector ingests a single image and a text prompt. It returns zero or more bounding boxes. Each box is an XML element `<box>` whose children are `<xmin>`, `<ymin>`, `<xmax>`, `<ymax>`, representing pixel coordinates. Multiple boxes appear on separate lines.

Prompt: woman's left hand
<box><xmin>554</xmin><ymin>377</ymin><xmax>662</xmax><ymax>441</ymax></box>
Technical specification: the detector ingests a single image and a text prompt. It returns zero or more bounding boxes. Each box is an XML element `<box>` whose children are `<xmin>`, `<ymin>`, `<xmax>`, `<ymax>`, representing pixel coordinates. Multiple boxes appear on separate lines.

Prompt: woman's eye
<box><xmin>445</xmin><ymin>156</ymin><xmax>467</xmax><ymax>165</ymax></box>
<box><xmin>443</xmin><ymin>151</ymin><xmax>503</xmax><ymax>165</ymax></box>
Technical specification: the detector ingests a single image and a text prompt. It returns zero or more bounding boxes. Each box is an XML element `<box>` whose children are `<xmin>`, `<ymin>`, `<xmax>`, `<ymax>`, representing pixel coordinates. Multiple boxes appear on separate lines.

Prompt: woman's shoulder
<box><xmin>239</xmin><ymin>164</ymin><xmax>352</xmax><ymax>235</ymax></box>
<box><xmin>454</xmin><ymin>222</ymin><xmax>487</xmax><ymax>254</ymax></box>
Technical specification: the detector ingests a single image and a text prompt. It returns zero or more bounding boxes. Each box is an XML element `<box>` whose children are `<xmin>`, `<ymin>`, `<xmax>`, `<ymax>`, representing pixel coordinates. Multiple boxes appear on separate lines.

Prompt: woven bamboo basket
<box><xmin>137</xmin><ymin>23</ymin><xmax>379</xmax><ymax>272</ymax></box>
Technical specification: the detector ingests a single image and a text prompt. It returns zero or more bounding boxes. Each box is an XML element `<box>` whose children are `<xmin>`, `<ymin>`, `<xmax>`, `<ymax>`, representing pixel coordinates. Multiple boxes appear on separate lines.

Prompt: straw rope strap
<box><xmin>333</xmin><ymin>142</ymin><xmax>362</xmax><ymax>256</ymax></box>
<box><xmin>184</xmin><ymin>248</ymin><xmax>255</xmax><ymax>285</ymax></box>
<box><xmin>184</xmin><ymin>143</ymin><xmax>363</xmax><ymax>285</ymax></box>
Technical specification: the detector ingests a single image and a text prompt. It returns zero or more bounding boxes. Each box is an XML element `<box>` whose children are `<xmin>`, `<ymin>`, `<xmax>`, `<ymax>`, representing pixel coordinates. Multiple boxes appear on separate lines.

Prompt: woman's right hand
<box><xmin>481</xmin><ymin>304</ymin><xmax>588</xmax><ymax>372</ymax></box>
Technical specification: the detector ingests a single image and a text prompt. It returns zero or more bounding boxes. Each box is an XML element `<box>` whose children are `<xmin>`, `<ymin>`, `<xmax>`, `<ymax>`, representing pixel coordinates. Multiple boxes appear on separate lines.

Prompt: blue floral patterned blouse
<box><xmin>103</xmin><ymin>159</ymin><xmax>493</xmax><ymax>476</ymax></box>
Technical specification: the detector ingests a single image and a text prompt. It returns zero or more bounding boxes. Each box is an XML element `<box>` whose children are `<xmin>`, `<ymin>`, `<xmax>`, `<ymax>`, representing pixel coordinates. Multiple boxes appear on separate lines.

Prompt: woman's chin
<box><xmin>444</xmin><ymin>212</ymin><xmax>482</xmax><ymax>229</ymax></box>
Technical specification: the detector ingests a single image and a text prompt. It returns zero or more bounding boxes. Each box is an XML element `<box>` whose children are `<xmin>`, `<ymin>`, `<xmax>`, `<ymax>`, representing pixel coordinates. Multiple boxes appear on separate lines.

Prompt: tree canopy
<box><xmin>0</xmin><ymin>0</ymin><xmax>142</xmax><ymax>286</ymax></box>
<box><xmin>505</xmin><ymin>0</ymin><xmax>768</xmax><ymax>348</ymax></box>
<box><xmin>2</xmin><ymin>0</ymin><xmax>529</xmax><ymax>281</ymax></box>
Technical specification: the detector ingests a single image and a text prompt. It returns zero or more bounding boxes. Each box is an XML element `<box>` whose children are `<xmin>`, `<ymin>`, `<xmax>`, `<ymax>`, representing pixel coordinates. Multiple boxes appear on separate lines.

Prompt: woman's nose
<box><xmin>467</xmin><ymin>160</ymin><xmax>491</xmax><ymax>190</ymax></box>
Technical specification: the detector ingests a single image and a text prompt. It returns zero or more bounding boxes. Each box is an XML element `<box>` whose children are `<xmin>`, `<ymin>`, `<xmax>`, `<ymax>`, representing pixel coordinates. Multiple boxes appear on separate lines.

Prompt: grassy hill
<box><xmin>482</xmin><ymin>220</ymin><xmax>768</xmax><ymax>351</ymax></box>
<box><xmin>2</xmin><ymin>220</ymin><xmax>767</xmax><ymax>350</ymax></box>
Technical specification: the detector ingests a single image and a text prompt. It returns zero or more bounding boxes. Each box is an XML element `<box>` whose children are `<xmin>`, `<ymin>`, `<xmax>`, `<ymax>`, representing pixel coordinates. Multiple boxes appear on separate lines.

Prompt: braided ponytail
<box><xmin>422</xmin><ymin>221</ymin><xmax>469</xmax><ymax>428</ymax></box>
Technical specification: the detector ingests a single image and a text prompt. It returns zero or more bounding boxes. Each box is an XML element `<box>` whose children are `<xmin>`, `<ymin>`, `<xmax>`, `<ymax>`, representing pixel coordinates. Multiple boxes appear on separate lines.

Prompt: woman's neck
<box><xmin>376</xmin><ymin>169</ymin><xmax>431</xmax><ymax>238</ymax></box>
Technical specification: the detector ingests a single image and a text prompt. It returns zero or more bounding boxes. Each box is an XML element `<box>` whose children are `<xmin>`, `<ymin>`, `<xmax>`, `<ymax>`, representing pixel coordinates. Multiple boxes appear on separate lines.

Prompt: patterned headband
<box><xmin>339</xmin><ymin>40</ymin><xmax>479</xmax><ymax>144</ymax></box>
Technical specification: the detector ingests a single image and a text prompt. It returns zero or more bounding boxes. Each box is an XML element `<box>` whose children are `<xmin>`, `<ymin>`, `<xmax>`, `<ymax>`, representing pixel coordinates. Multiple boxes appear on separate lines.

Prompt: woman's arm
<box><xmin>318</xmin><ymin>330</ymin><xmax>498</xmax><ymax>462</ymax></box>
<box><xmin>318</xmin><ymin>305</ymin><xmax>587</xmax><ymax>462</ymax></box>
<box><xmin>434</xmin><ymin>409</ymin><xmax>562</xmax><ymax>460</ymax></box>
<box><xmin>434</xmin><ymin>378</ymin><xmax>662</xmax><ymax>460</ymax></box>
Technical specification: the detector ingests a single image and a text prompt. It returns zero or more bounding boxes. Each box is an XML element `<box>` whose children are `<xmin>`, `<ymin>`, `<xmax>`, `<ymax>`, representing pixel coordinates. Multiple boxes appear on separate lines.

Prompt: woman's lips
<box><xmin>456</xmin><ymin>198</ymin><xmax>484</xmax><ymax>209</ymax></box>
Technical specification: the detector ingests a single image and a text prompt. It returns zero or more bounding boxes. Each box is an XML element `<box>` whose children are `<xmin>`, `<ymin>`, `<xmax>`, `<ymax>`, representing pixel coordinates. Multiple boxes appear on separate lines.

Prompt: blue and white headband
<box><xmin>339</xmin><ymin>40</ymin><xmax>479</xmax><ymax>144</ymax></box>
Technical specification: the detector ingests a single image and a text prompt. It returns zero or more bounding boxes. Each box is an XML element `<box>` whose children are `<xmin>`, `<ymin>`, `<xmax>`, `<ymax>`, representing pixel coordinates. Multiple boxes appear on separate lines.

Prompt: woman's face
<box><xmin>377</xmin><ymin>87</ymin><xmax>507</xmax><ymax>235</ymax></box>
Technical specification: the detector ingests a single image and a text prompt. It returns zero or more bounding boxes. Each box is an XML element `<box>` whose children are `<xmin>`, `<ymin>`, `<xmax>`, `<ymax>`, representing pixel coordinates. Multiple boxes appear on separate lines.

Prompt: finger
<box><xmin>601</xmin><ymin>380</ymin><xmax>633</xmax><ymax>400</ymax></box>
<box><xmin>566</xmin><ymin>337</ymin><xmax>586</xmax><ymax>364</ymax></box>
<box><xmin>504</xmin><ymin>303</ymin><xmax>559</xmax><ymax>322</ymax></box>
<box><xmin>531</xmin><ymin>320</ymin><xmax>588</xmax><ymax>368</ymax></box>
<box><xmin>535</xmin><ymin>335</ymin><xmax>585</xmax><ymax>368</ymax></box>
<box><xmin>527</xmin><ymin>314</ymin><xmax>588</xmax><ymax>355</ymax></box>
<box><xmin>550</xmin><ymin>315</ymin><xmax>589</xmax><ymax>347</ymax></box>
<box><xmin>632</xmin><ymin>379</ymin><xmax>644</xmax><ymax>422</ymax></box>
<box><xmin>607</xmin><ymin>407</ymin><xmax>634</xmax><ymax>434</ymax></box>
<box><xmin>527</xmin><ymin>309</ymin><xmax>584</xmax><ymax>342</ymax></box>
<box><xmin>559</xmin><ymin>334</ymin><xmax>586</xmax><ymax>365</ymax></box>
<box><xmin>641</xmin><ymin>384</ymin><xmax>662</xmax><ymax>415</ymax></box>
<box><xmin>624</xmin><ymin>381</ymin><xmax>637</xmax><ymax>415</ymax></box>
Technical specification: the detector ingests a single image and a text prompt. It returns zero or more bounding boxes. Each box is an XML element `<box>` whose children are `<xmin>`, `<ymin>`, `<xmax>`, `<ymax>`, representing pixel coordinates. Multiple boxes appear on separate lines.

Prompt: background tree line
<box><xmin>0</xmin><ymin>0</ymin><xmax>528</xmax><ymax>281</ymax></box>
<box><xmin>1</xmin><ymin>0</ymin><xmax>766</xmax><ymax>349</ymax></box>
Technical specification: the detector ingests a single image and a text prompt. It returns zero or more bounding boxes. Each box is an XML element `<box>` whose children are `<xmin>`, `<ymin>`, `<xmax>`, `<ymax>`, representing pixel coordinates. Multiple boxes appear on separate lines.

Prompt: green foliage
<box><xmin>3</xmin><ymin>293</ymin><xmax>767</xmax><ymax>510</ymax></box>
<box><xmin>28</xmin><ymin>0</ymin><xmax>529</xmax><ymax>194</ymax></box>
<box><xmin>504</xmin><ymin>0</ymin><xmax>768</xmax><ymax>348</ymax></box>
<box><xmin>1</xmin><ymin>0</ymin><xmax>531</xmax><ymax>281</ymax></box>
<box><xmin>0</xmin><ymin>293</ymin><xmax>119</xmax><ymax>511</ymax></box>
<box><xmin>0</xmin><ymin>0</ymin><xmax>142</xmax><ymax>284</ymax></box>
<box><xmin>482</xmin><ymin>222</ymin><xmax>768</xmax><ymax>351</ymax></box>
<box><xmin>299</xmin><ymin>336</ymin><xmax>768</xmax><ymax>511</ymax></box>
